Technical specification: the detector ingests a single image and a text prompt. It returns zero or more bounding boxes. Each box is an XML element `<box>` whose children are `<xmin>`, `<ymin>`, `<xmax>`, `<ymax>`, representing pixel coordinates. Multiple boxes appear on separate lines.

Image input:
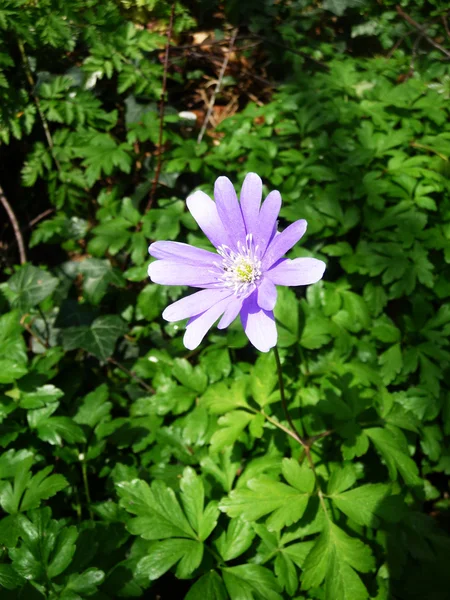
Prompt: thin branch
<box><xmin>396</xmin><ymin>5</ymin><xmax>450</xmax><ymax>59</ymax></box>
<box><xmin>20</xmin><ymin>314</ymin><xmax>48</xmax><ymax>348</ymax></box>
<box><xmin>197</xmin><ymin>28</ymin><xmax>238</xmax><ymax>144</ymax></box>
<box><xmin>108</xmin><ymin>357</ymin><xmax>154</xmax><ymax>393</ymax></box>
<box><xmin>443</xmin><ymin>14</ymin><xmax>450</xmax><ymax>38</ymax></box>
<box><xmin>18</xmin><ymin>40</ymin><xmax>61</xmax><ymax>171</ymax></box>
<box><xmin>411</xmin><ymin>140</ymin><xmax>448</xmax><ymax>161</ymax></box>
<box><xmin>29</xmin><ymin>208</ymin><xmax>55</xmax><ymax>228</ymax></box>
<box><xmin>0</xmin><ymin>184</ymin><xmax>27</xmax><ymax>264</ymax></box>
<box><xmin>250</xmin><ymin>33</ymin><xmax>330</xmax><ymax>71</ymax></box>
<box><xmin>145</xmin><ymin>2</ymin><xmax>175</xmax><ymax>213</ymax></box>
<box><xmin>386</xmin><ymin>29</ymin><xmax>415</xmax><ymax>59</ymax></box>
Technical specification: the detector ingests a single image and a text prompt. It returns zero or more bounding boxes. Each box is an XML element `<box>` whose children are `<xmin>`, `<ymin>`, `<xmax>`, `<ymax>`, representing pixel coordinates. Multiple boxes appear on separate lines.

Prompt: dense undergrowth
<box><xmin>1</xmin><ymin>1</ymin><xmax>450</xmax><ymax>598</ymax></box>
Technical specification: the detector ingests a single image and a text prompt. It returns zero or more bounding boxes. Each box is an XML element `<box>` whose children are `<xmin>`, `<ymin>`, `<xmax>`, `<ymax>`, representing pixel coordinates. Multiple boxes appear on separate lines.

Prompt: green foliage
<box><xmin>1</xmin><ymin>0</ymin><xmax>450</xmax><ymax>598</ymax></box>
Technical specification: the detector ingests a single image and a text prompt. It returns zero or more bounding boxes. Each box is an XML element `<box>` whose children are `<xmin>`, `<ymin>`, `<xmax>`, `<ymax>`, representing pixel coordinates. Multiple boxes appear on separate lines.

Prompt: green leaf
<box><xmin>0</xmin><ymin>563</ymin><xmax>24</xmax><ymax>590</ymax></box>
<box><xmin>180</xmin><ymin>467</ymin><xmax>219</xmax><ymax>541</ymax></box>
<box><xmin>9</xmin><ymin>509</ymin><xmax>77</xmax><ymax>581</ymax></box>
<box><xmin>0</xmin><ymin>360</ymin><xmax>28</xmax><ymax>384</ymax></box>
<box><xmin>329</xmin><ymin>483</ymin><xmax>390</xmax><ymax>526</ymax></box>
<box><xmin>210</xmin><ymin>410</ymin><xmax>254</xmax><ymax>452</ymax></box>
<box><xmin>274</xmin><ymin>552</ymin><xmax>298</xmax><ymax>596</ymax></box>
<box><xmin>63</xmin><ymin>568</ymin><xmax>105</xmax><ymax>596</ymax></box>
<box><xmin>74</xmin><ymin>383</ymin><xmax>112</xmax><ymax>428</ymax></box>
<box><xmin>219</xmin><ymin>460</ymin><xmax>314</xmax><ymax>531</ymax></box>
<box><xmin>173</xmin><ymin>358</ymin><xmax>207</xmax><ymax>394</ymax></box>
<box><xmin>20</xmin><ymin>384</ymin><xmax>64</xmax><ymax>409</ymax></box>
<box><xmin>302</xmin><ymin>521</ymin><xmax>374</xmax><ymax>599</ymax></box>
<box><xmin>366</xmin><ymin>427</ymin><xmax>422</xmax><ymax>486</ymax></box>
<box><xmin>117</xmin><ymin>478</ymin><xmax>196</xmax><ymax>540</ymax></box>
<box><xmin>273</xmin><ymin>287</ymin><xmax>299</xmax><ymax>347</ymax></box>
<box><xmin>31</xmin><ymin>416</ymin><xmax>86</xmax><ymax>446</ymax></box>
<box><xmin>379</xmin><ymin>343</ymin><xmax>403</xmax><ymax>385</ymax></box>
<box><xmin>20</xmin><ymin>467</ymin><xmax>68</xmax><ymax>512</ymax></box>
<box><xmin>215</xmin><ymin>518</ymin><xmax>255</xmax><ymax>561</ymax></box>
<box><xmin>77</xmin><ymin>133</ymin><xmax>132</xmax><ymax>186</ymax></box>
<box><xmin>62</xmin><ymin>315</ymin><xmax>127</xmax><ymax>361</ymax></box>
<box><xmin>185</xmin><ymin>571</ymin><xmax>228</xmax><ymax>600</ymax></box>
<box><xmin>222</xmin><ymin>564</ymin><xmax>282</xmax><ymax>600</ymax></box>
<box><xmin>200</xmin><ymin>380</ymin><xmax>249</xmax><ymax>415</ymax></box>
<box><xmin>199</xmin><ymin>348</ymin><xmax>232</xmax><ymax>383</ymax></box>
<box><xmin>250</xmin><ymin>352</ymin><xmax>278</xmax><ymax>407</ymax></box>
<box><xmin>8</xmin><ymin>265</ymin><xmax>58</xmax><ymax>312</ymax></box>
<box><xmin>136</xmin><ymin>538</ymin><xmax>203</xmax><ymax>580</ymax></box>
<box><xmin>0</xmin><ymin>458</ymin><xmax>67</xmax><ymax>514</ymax></box>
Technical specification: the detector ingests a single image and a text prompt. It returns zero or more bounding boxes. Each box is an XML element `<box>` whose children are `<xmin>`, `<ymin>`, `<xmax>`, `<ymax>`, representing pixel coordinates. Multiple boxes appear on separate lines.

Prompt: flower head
<box><xmin>148</xmin><ymin>173</ymin><xmax>326</xmax><ymax>352</ymax></box>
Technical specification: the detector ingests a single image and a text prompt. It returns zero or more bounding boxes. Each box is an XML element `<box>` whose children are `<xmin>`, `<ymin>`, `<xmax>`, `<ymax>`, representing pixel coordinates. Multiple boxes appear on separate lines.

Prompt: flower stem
<box><xmin>272</xmin><ymin>346</ymin><xmax>330</xmax><ymax>518</ymax></box>
<box><xmin>273</xmin><ymin>346</ymin><xmax>307</xmax><ymax>447</ymax></box>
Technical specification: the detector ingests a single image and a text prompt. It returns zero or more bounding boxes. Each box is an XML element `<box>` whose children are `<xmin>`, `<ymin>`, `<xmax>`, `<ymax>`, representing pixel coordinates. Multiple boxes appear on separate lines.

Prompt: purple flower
<box><xmin>148</xmin><ymin>173</ymin><xmax>326</xmax><ymax>352</ymax></box>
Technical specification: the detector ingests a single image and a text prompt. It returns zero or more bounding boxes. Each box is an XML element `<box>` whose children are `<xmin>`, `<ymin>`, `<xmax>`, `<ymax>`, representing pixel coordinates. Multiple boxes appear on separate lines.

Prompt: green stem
<box><xmin>80</xmin><ymin>455</ymin><xmax>94</xmax><ymax>520</ymax></box>
<box><xmin>273</xmin><ymin>346</ymin><xmax>307</xmax><ymax>447</ymax></box>
<box><xmin>37</xmin><ymin>306</ymin><xmax>50</xmax><ymax>346</ymax></box>
<box><xmin>272</xmin><ymin>346</ymin><xmax>330</xmax><ymax>518</ymax></box>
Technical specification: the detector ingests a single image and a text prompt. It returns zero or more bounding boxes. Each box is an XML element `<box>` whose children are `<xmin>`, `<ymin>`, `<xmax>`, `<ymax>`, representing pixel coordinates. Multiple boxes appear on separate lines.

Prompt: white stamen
<box><xmin>216</xmin><ymin>234</ymin><xmax>262</xmax><ymax>296</ymax></box>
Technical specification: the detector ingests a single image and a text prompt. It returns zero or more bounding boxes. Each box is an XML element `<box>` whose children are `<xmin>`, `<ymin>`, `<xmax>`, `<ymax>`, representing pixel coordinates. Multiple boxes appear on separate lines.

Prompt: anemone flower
<box><xmin>148</xmin><ymin>173</ymin><xmax>326</xmax><ymax>352</ymax></box>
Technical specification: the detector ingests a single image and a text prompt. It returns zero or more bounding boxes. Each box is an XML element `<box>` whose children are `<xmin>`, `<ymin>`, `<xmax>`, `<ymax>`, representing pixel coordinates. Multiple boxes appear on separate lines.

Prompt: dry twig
<box><xmin>145</xmin><ymin>2</ymin><xmax>175</xmax><ymax>213</ymax></box>
<box><xmin>0</xmin><ymin>184</ymin><xmax>27</xmax><ymax>264</ymax></box>
<box><xmin>197</xmin><ymin>28</ymin><xmax>238</xmax><ymax>144</ymax></box>
<box><xmin>396</xmin><ymin>5</ymin><xmax>450</xmax><ymax>59</ymax></box>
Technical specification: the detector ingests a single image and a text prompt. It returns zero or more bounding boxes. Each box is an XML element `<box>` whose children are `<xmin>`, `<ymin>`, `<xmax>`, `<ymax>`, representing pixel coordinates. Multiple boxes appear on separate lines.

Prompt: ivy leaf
<box><xmin>8</xmin><ymin>265</ymin><xmax>58</xmax><ymax>312</ymax></box>
<box><xmin>62</xmin><ymin>315</ymin><xmax>127</xmax><ymax>361</ymax></box>
<box><xmin>79</xmin><ymin>258</ymin><xmax>125</xmax><ymax>305</ymax></box>
<box><xmin>219</xmin><ymin>459</ymin><xmax>314</xmax><ymax>531</ymax></box>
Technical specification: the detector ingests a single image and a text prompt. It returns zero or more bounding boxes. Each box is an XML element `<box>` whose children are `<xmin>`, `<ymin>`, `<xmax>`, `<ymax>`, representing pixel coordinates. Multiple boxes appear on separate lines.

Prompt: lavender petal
<box><xmin>256</xmin><ymin>277</ymin><xmax>277</xmax><ymax>311</ymax></box>
<box><xmin>217</xmin><ymin>295</ymin><xmax>244</xmax><ymax>329</ymax></box>
<box><xmin>240</xmin><ymin>291</ymin><xmax>277</xmax><ymax>352</ymax></box>
<box><xmin>148</xmin><ymin>260</ymin><xmax>220</xmax><ymax>287</ymax></box>
<box><xmin>262</xmin><ymin>219</ymin><xmax>307</xmax><ymax>269</ymax></box>
<box><xmin>214</xmin><ymin>176</ymin><xmax>247</xmax><ymax>249</ymax></box>
<box><xmin>183</xmin><ymin>295</ymin><xmax>233</xmax><ymax>349</ymax></box>
<box><xmin>256</xmin><ymin>190</ymin><xmax>281</xmax><ymax>255</ymax></box>
<box><xmin>186</xmin><ymin>190</ymin><xmax>230</xmax><ymax>249</ymax></box>
<box><xmin>149</xmin><ymin>241</ymin><xmax>218</xmax><ymax>265</ymax></box>
<box><xmin>163</xmin><ymin>288</ymin><xmax>233</xmax><ymax>322</ymax></box>
<box><xmin>267</xmin><ymin>257</ymin><xmax>326</xmax><ymax>286</ymax></box>
<box><xmin>240</xmin><ymin>173</ymin><xmax>262</xmax><ymax>235</ymax></box>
